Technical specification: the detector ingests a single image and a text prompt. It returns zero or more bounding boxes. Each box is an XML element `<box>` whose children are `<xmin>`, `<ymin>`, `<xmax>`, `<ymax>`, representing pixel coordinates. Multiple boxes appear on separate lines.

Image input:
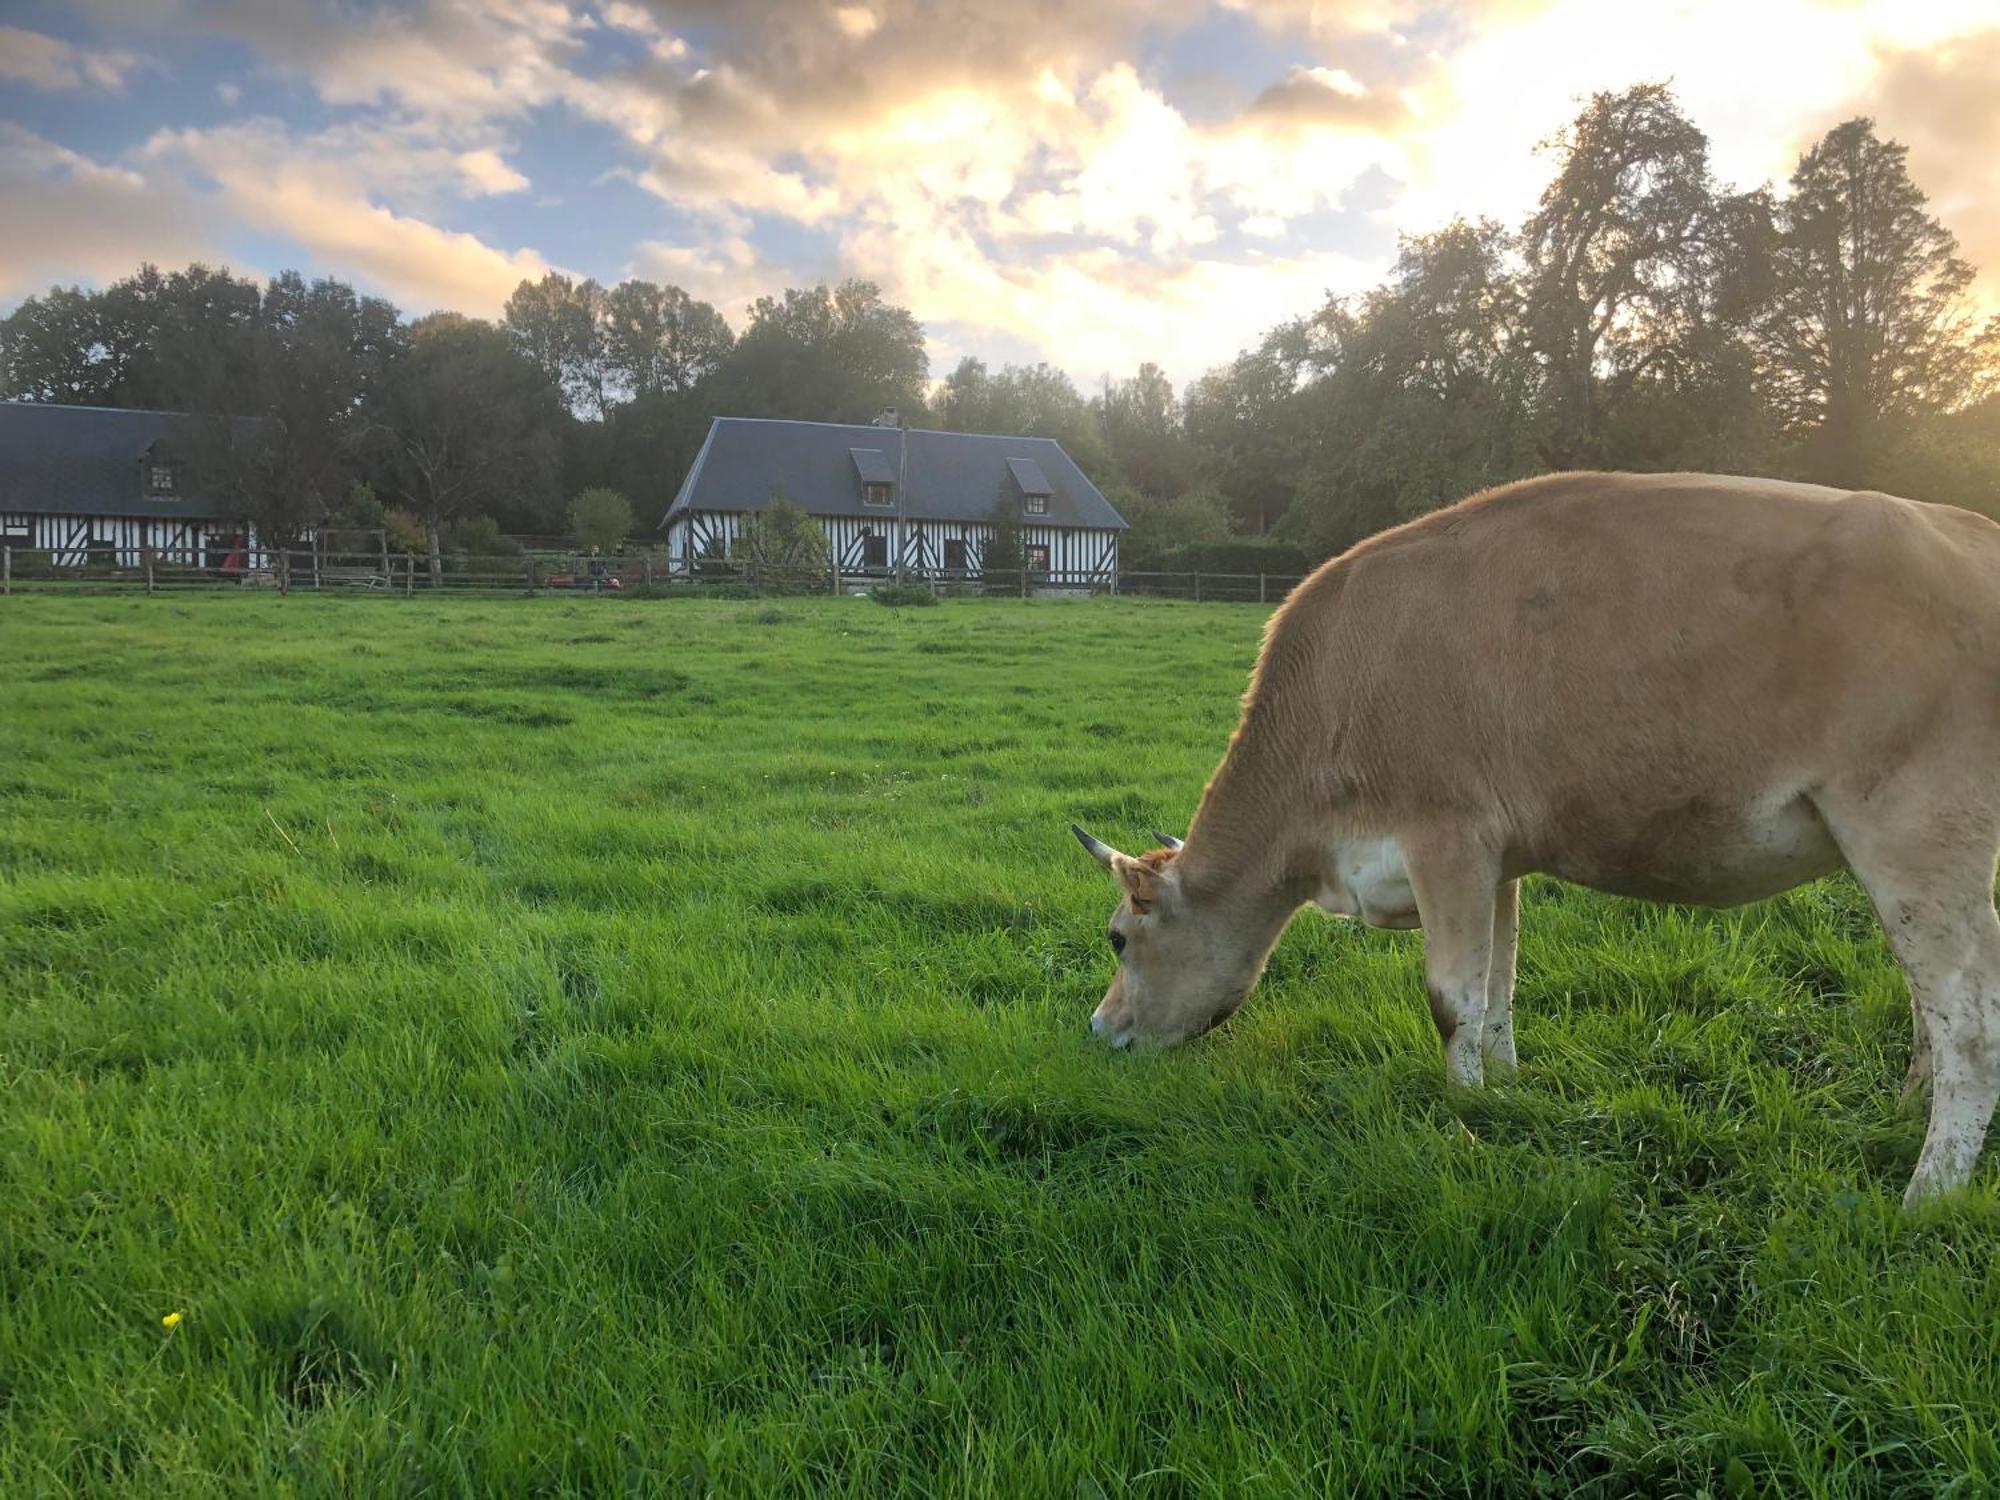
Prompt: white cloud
<box><xmin>0</xmin><ymin>126</ymin><xmax>219</xmax><ymax>300</ymax></box>
<box><xmin>0</xmin><ymin>25</ymin><xmax>151</xmax><ymax>91</ymax></box>
<box><xmin>140</xmin><ymin>120</ymin><xmax>562</xmax><ymax>314</ymax></box>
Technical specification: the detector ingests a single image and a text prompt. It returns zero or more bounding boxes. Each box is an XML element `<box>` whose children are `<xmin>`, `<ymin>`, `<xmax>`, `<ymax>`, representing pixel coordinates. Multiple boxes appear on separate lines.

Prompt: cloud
<box><xmin>0</xmin><ymin>126</ymin><xmax>219</xmax><ymax>300</ymax></box>
<box><xmin>0</xmin><ymin>25</ymin><xmax>151</xmax><ymax>91</ymax></box>
<box><xmin>21</xmin><ymin>0</ymin><xmax>2000</xmax><ymax>382</ymax></box>
<box><xmin>143</xmin><ymin>120</ymin><xmax>560</xmax><ymax>314</ymax></box>
<box><xmin>1241</xmin><ymin>65</ymin><xmax>1406</xmax><ymax>132</ymax></box>
<box><xmin>1840</xmin><ymin>28</ymin><xmax>2000</xmax><ymax>312</ymax></box>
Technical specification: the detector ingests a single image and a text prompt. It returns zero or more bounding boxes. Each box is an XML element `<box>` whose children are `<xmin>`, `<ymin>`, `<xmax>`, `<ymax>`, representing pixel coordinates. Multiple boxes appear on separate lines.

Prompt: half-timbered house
<box><xmin>661</xmin><ymin>417</ymin><xmax>1127</xmax><ymax>585</ymax></box>
<box><xmin>0</xmin><ymin>403</ymin><xmax>247</xmax><ymax>568</ymax></box>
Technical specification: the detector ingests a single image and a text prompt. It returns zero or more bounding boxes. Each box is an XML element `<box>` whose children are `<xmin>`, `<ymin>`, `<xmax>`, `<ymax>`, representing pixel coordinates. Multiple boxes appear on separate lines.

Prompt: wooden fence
<box><xmin>0</xmin><ymin>544</ymin><xmax>1306</xmax><ymax>604</ymax></box>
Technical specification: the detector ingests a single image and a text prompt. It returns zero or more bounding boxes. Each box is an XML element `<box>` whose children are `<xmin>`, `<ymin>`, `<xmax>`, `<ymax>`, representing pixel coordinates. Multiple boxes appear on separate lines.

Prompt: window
<box><xmin>861</xmin><ymin>530</ymin><xmax>888</xmax><ymax>569</ymax></box>
<box><xmin>1023</xmin><ymin>493</ymin><xmax>1049</xmax><ymax>515</ymax></box>
<box><xmin>862</xmin><ymin>482</ymin><xmax>893</xmax><ymax>507</ymax></box>
<box><xmin>943</xmin><ymin>538</ymin><xmax>969</xmax><ymax>574</ymax></box>
<box><xmin>1026</xmin><ymin>543</ymin><xmax>1050</xmax><ymax>576</ymax></box>
<box><xmin>148</xmin><ymin>463</ymin><xmax>175</xmax><ymax>495</ymax></box>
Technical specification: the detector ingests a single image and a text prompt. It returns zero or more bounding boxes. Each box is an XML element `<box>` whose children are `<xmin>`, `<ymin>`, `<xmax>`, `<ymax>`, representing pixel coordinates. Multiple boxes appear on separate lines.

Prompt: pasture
<box><xmin>2</xmin><ymin>591</ymin><xmax>1998</xmax><ymax>1497</ymax></box>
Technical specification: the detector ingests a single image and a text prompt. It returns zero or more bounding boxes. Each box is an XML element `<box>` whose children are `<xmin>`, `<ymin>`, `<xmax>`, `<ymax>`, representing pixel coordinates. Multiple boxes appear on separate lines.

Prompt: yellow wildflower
<box><xmin>161</xmin><ymin>1310</ymin><xmax>183</xmax><ymax>1330</ymax></box>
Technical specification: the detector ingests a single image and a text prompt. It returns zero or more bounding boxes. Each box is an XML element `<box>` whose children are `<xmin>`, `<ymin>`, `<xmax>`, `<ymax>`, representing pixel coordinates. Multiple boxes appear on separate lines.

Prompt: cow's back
<box><xmin>1262</xmin><ymin>472</ymin><xmax>2000</xmax><ymax>871</ymax></box>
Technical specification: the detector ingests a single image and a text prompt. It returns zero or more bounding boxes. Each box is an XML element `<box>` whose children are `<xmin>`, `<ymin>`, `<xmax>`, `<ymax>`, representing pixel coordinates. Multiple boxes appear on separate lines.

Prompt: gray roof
<box><xmin>1004</xmin><ymin>456</ymin><xmax>1053</xmax><ymax>496</ymax></box>
<box><xmin>850</xmin><ymin>447</ymin><xmax>896</xmax><ymax>485</ymax></box>
<box><xmin>665</xmin><ymin>417</ymin><xmax>1127</xmax><ymax>530</ymax></box>
<box><xmin>0</xmin><ymin>402</ymin><xmax>231</xmax><ymax>519</ymax></box>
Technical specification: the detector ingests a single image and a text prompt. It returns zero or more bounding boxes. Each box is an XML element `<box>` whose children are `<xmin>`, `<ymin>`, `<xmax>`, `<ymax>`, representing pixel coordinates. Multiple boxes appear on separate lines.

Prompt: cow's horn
<box><xmin>1151</xmin><ymin>830</ymin><xmax>1185</xmax><ymax>851</ymax></box>
<box><xmin>1071</xmin><ymin>824</ymin><xmax>1119</xmax><ymax>867</ymax></box>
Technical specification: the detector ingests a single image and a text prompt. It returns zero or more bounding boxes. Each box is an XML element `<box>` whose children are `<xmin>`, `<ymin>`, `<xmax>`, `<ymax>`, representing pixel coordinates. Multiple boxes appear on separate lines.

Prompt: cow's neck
<box><xmin>1176</xmin><ymin>697</ymin><xmax>1332</xmax><ymax>922</ymax></box>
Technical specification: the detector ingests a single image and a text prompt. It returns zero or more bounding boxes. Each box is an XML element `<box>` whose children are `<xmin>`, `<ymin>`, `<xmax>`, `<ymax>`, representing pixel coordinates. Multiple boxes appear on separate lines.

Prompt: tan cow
<box><xmin>1074</xmin><ymin>471</ymin><xmax>2000</xmax><ymax>1207</ymax></box>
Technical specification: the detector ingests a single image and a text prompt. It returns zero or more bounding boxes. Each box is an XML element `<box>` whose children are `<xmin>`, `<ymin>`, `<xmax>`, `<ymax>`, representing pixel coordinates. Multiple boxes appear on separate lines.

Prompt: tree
<box><xmin>1111</xmin><ymin>488</ymin><xmax>1238</xmax><ymax>571</ymax></box>
<box><xmin>983</xmin><ymin>495</ymin><xmax>1025</xmax><ymax>592</ymax></box>
<box><xmin>169</xmin><ymin>272</ymin><xmax>404</xmax><ymax>583</ymax></box>
<box><xmin>1095</xmin><ymin>362</ymin><xmax>1191</xmax><ymax>497</ymax></box>
<box><xmin>1518</xmin><ymin>84</ymin><xmax>1720</xmax><ymax>468</ymax></box>
<box><xmin>371</xmin><ymin>313</ymin><xmax>563</xmax><ymax>581</ymax></box>
<box><xmin>711</xmin><ymin>280</ymin><xmax>928</xmax><ymax>423</ymax></box>
<box><xmin>1</xmin><ymin>262</ymin><xmax>268</xmax><ymax>411</ymax></box>
<box><xmin>1182</xmin><ymin>323</ymin><xmax>1315</xmax><ymax>533</ymax></box>
<box><xmin>735</xmin><ymin>495</ymin><xmax>830</xmax><ymax>593</ymax></box>
<box><xmin>937</xmin><ymin>357</ymin><xmax>1111</xmax><ymax>480</ymax></box>
<box><xmin>1273</xmin><ymin>220</ymin><xmax>1538</xmax><ymax>557</ymax></box>
<box><xmin>601</xmin><ymin>280</ymin><xmax>734</xmax><ymax>397</ymax></box>
<box><xmin>1756</xmin><ymin>118</ymin><xmax>1999</xmax><ymax>486</ymax></box>
<box><xmin>504</xmin><ymin>273</ymin><xmax>610</xmax><ymax>419</ymax></box>
<box><xmin>568</xmin><ymin>487</ymin><xmax>637</xmax><ymax>553</ymax></box>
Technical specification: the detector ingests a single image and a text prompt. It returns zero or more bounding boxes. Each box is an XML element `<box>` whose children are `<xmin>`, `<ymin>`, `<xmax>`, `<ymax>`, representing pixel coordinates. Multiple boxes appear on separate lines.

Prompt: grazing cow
<box><xmin>1074</xmin><ymin>471</ymin><xmax>2000</xmax><ymax>1208</ymax></box>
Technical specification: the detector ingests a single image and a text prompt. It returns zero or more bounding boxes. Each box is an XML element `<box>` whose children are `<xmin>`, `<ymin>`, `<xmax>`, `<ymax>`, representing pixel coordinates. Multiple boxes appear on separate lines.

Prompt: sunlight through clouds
<box><xmin>2</xmin><ymin>0</ymin><xmax>1995</xmax><ymax>378</ymax></box>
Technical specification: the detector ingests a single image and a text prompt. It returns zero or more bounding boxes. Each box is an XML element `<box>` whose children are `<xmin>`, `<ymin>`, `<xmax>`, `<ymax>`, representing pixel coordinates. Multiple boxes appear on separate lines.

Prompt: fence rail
<box><xmin>0</xmin><ymin>544</ymin><xmax>1305</xmax><ymax>604</ymax></box>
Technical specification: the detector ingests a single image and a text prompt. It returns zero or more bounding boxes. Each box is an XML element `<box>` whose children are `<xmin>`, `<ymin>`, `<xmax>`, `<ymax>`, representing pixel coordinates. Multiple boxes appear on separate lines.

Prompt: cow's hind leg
<box><xmin>1820</xmin><ymin>790</ymin><xmax>2000</xmax><ymax>1207</ymax></box>
<box><xmin>1406</xmin><ymin>836</ymin><xmax>1501</xmax><ymax>1089</ymax></box>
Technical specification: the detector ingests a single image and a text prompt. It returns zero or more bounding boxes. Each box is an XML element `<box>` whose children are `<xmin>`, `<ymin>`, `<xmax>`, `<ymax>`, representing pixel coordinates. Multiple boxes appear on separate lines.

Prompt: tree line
<box><xmin>1</xmin><ymin>84</ymin><xmax>1994</xmax><ymax>575</ymax></box>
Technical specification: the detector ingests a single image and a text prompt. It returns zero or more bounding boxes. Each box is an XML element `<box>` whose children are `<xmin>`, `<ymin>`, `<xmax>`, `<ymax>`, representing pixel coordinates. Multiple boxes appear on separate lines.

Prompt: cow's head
<box><xmin>1071</xmin><ymin>824</ymin><xmax>1267</xmax><ymax>1049</ymax></box>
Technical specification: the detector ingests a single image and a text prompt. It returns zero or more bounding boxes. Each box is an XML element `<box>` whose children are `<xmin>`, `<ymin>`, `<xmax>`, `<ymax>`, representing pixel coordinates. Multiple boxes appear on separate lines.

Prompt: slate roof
<box><xmin>0</xmin><ymin>402</ymin><xmax>232</xmax><ymax>519</ymax></box>
<box><xmin>665</xmin><ymin>417</ymin><xmax>1128</xmax><ymax>530</ymax></box>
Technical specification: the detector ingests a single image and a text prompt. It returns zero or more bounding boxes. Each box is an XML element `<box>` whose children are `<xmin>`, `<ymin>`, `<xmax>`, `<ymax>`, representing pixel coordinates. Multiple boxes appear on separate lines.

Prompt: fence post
<box><xmin>642</xmin><ymin>555</ymin><xmax>652</xmax><ymax>589</ymax></box>
<box><xmin>1192</xmin><ymin>570</ymin><xmax>1200</xmax><ymax>603</ymax></box>
<box><xmin>3</xmin><ymin>545</ymin><xmax>9</xmax><ymax>595</ymax></box>
<box><xmin>830</xmin><ymin>550</ymin><xmax>839</xmax><ymax>595</ymax></box>
<box><xmin>404</xmin><ymin>553</ymin><xmax>414</xmax><ymax>597</ymax></box>
<box><xmin>526</xmin><ymin>557</ymin><xmax>537</xmax><ymax>596</ymax></box>
<box><xmin>144</xmin><ymin>546</ymin><xmax>156</xmax><ymax>595</ymax></box>
<box><xmin>1259</xmin><ymin>572</ymin><xmax>1266</xmax><ymax>604</ymax></box>
<box><xmin>379</xmin><ymin>528</ymin><xmax>390</xmax><ymax>584</ymax></box>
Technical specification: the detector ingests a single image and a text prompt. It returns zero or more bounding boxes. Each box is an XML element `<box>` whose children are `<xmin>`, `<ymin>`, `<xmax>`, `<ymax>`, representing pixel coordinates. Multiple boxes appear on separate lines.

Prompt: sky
<box><xmin>2</xmin><ymin>0</ymin><xmax>1997</xmax><ymax>390</ymax></box>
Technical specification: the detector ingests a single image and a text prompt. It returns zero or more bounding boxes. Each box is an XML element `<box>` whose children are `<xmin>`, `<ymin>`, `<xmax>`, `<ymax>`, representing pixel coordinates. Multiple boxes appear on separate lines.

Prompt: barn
<box><xmin>661</xmin><ymin>416</ymin><xmax>1128</xmax><ymax>585</ymax></box>
<box><xmin>0</xmin><ymin>403</ymin><xmax>248</xmax><ymax>569</ymax></box>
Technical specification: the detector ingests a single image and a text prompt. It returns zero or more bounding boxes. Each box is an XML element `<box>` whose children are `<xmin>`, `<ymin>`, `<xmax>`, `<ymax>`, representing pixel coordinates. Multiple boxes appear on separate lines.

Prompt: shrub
<box><xmin>868</xmin><ymin>582</ymin><xmax>938</xmax><ymax>607</ymax></box>
<box><xmin>736</xmin><ymin>496</ymin><xmax>830</xmax><ymax>595</ymax></box>
<box><xmin>568</xmin><ymin>488</ymin><xmax>637</xmax><ymax>554</ymax></box>
<box><xmin>453</xmin><ymin>515</ymin><xmax>521</xmax><ymax>556</ymax></box>
<box><xmin>1153</xmin><ymin>538</ymin><xmax>1312</xmax><ymax>577</ymax></box>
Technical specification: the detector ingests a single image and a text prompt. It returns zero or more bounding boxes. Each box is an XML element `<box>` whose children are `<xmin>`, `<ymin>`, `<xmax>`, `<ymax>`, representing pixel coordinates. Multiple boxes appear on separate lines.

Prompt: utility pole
<box><xmin>896</xmin><ymin>413</ymin><xmax>909</xmax><ymax>585</ymax></box>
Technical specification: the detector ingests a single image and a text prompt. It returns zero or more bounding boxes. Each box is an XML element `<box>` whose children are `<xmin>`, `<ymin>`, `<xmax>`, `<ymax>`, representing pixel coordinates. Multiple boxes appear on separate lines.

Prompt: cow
<box><xmin>1073</xmin><ymin>471</ymin><xmax>2000</xmax><ymax>1208</ymax></box>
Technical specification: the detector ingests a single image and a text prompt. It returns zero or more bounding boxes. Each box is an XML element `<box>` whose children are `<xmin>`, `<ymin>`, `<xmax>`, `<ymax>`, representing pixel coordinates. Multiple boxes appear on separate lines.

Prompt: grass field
<box><xmin>3</xmin><ymin>591</ymin><xmax>1999</xmax><ymax>1497</ymax></box>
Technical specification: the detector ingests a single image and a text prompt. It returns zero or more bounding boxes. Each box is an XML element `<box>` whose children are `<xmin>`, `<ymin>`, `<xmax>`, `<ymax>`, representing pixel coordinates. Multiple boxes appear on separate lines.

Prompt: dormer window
<box><xmin>148</xmin><ymin>462</ymin><xmax>175</xmax><ymax>495</ymax></box>
<box><xmin>863</xmin><ymin>481</ymin><xmax>893</xmax><ymax>507</ymax></box>
<box><xmin>1005</xmin><ymin>455</ymin><xmax>1053</xmax><ymax>517</ymax></box>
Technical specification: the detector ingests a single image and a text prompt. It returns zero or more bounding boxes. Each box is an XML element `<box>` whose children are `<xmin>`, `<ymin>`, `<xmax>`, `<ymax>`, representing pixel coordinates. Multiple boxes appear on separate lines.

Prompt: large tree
<box><xmin>711</xmin><ymin>280</ymin><xmax>928</xmax><ymax>423</ymax></box>
<box><xmin>1756</xmin><ymin>118</ymin><xmax>1999</xmax><ymax>486</ymax></box>
<box><xmin>1273</xmin><ymin>220</ymin><xmax>1538</xmax><ymax>556</ymax></box>
<box><xmin>936</xmin><ymin>357</ymin><xmax>1109</xmax><ymax>479</ymax></box>
<box><xmin>600</xmin><ymin>280</ymin><xmax>734</xmax><ymax>397</ymax></box>
<box><xmin>1518</xmin><ymin>84</ymin><xmax>1720</xmax><ymax>468</ymax></box>
<box><xmin>503</xmin><ymin>273</ymin><xmax>610</xmax><ymax>419</ymax></box>
<box><xmin>1095</xmin><ymin>362</ymin><xmax>1191</xmax><ymax>498</ymax></box>
<box><xmin>1</xmin><ymin>262</ymin><xmax>267</xmax><ymax>411</ymax></box>
<box><xmin>167</xmin><ymin>272</ymin><xmax>403</xmax><ymax>581</ymax></box>
<box><xmin>371</xmin><ymin>314</ymin><xmax>564</xmax><ymax>579</ymax></box>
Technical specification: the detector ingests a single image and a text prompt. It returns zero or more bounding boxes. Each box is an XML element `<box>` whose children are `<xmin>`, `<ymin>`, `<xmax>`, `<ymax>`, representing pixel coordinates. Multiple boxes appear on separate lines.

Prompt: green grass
<box><xmin>2</xmin><ymin>592</ymin><xmax>1998</xmax><ymax>1498</ymax></box>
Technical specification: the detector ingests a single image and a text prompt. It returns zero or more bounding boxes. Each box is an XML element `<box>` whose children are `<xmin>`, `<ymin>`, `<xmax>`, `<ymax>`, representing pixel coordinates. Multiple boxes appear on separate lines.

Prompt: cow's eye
<box><xmin>1108</xmin><ymin>930</ymin><xmax>1126</xmax><ymax>956</ymax></box>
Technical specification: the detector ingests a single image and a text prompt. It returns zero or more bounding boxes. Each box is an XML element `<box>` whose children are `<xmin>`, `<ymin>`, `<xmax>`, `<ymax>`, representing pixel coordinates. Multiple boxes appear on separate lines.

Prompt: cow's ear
<box><xmin>1114</xmin><ymin>852</ymin><xmax>1178</xmax><ymax>914</ymax></box>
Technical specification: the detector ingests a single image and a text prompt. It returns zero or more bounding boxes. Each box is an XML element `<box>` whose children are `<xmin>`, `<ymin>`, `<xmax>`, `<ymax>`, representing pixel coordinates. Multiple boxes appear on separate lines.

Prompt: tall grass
<box><xmin>1</xmin><ymin>593</ymin><xmax>1996</xmax><ymax>1496</ymax></box>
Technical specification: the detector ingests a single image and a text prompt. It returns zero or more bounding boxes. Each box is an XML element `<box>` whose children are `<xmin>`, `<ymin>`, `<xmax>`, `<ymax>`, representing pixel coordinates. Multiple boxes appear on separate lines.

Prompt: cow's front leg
<box><xmin>1484</xmin><ymin>879</ymin><xmax>1520</xmax><ymax>1078</ymax></box>
<box><xmin>1406</xmin><ymin>836</ymin><xmax>1501</xmax><ymax>1088</ymax></box>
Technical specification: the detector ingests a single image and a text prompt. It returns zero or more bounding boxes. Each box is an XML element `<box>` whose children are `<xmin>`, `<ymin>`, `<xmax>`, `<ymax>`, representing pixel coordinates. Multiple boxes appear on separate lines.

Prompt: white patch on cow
<box><xmin>1316</xmin><ymin>836</ymin><xmax>1420</xmax><ymax>929</ymax></box>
